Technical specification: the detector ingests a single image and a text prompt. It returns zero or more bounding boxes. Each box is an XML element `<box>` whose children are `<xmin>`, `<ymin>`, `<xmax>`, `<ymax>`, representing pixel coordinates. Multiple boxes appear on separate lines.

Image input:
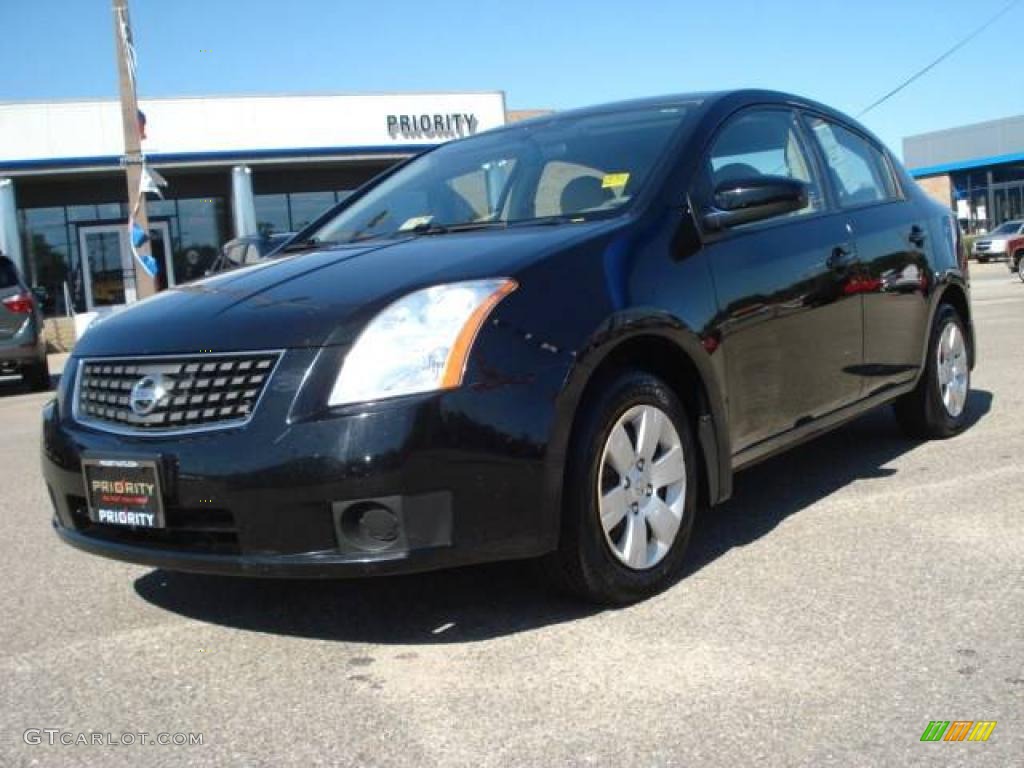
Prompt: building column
<box><xmin>231</xmin><ymin>166</ymin><xmax>258</xmax><ymax>238</ymax></box>
<box><xmin>0</xmin><ymin>178</ymin><xmax>25</xmax><ymax>276</ymax></box>
<box><xmin>986</xmin><ymin>170</ymin><xmax>995</xmax><ymax>230</ymax></box>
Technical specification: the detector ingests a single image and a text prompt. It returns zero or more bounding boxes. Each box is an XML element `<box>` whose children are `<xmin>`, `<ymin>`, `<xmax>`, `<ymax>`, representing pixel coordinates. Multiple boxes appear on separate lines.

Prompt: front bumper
<box><xmin>0</xmin><ymin>315</ymin><xmax>44</xmax><ymax>368</ymax></box>
<box><xmin>973</xmin><ymin>242</ymin><xmax>1006</xmax><ymax>258</ymax></box>
<box><xmin>42</xmin><ymin>350</ymin><xmax>564</xmax><ymax>577</ymax></box>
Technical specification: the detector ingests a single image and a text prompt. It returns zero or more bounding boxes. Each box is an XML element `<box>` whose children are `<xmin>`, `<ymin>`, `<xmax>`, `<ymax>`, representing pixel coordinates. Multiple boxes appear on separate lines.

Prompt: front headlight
<box><xmin>328</xmin><ymin>278</ymin><xmax>518</xmax><ymax>406</ymax></box>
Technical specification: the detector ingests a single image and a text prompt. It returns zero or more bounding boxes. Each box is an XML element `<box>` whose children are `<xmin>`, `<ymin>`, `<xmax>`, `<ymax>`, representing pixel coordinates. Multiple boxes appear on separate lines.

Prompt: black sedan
<box><xmin>42</xmin><ymin>90</ymin><xmax>974</xmax><ymax>604</ymax></box>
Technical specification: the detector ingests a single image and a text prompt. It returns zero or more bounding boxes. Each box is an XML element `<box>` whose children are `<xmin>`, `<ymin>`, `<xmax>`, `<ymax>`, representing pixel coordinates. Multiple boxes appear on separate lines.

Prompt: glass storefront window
<box><xmin>992</xmin><ymin>164</ymin><xmax>1024</xmax><ymax>184</ymax></box>
<box><xmin>288</xmin><ymin>191</ymin><xmax>336</xmax><ymax>230</ymax></box>
<box><xmin>19</xmin><ymin>207</ymin><xmax>77</xmax><ymax>315</ymax></box>
<box><xmin>18</xmin><ymin>196</ymin><xmax>227</xmax><ymax>315</ymax></box>
<box><xmin>174</xmin><ymin>197</ymin><xmax>225</xmax><ymax>283</ymax></box>
<box><xmin>17</xmin><ymin>181</ymin><xmax>366</xmax><ymax>315</ymax></box>
<box><xmin>254</xmin><ymin>194</ymin><xmax>290</xmax><ymax>235</ymax></box>
<box><xmin>1009</xmin><ymin>186</ymin><xmax>1023</xmax><ymax>221</ymax></box>
<box><xmin>254</xmin><ymin>191</ymin><xmax>352</xmax><ymax>234</ymax></box>
<box><xmin>67</xmin><ymin>203</ymin><xmax>126</xmax><ymax>222</ymax></box>
<box><xmin>993</xmin><ymin>188</ymin><xmax>1009</xmax><ymax>225</ymax></box>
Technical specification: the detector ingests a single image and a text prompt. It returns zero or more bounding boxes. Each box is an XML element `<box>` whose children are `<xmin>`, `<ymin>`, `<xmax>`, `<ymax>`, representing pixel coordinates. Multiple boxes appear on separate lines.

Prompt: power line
<box><xmin>857</xmin><ymin>0</ymin><xmax>1021</xmax><ymax>118</ymax></box>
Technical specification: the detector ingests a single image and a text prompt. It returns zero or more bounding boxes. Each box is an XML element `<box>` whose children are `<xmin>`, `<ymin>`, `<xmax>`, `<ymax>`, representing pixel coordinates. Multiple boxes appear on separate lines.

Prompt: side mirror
<box><xmin>702</xmin><ymin>176</ymin><xmax>809</xmax><ymax>231</ymax></box>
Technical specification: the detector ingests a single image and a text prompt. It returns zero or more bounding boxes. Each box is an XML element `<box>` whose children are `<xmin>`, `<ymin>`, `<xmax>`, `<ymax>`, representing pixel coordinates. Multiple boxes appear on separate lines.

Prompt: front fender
<box><xmin>545</xmin><ymin>308</ymin><xmax>731</xmax><ymax>516</ymax></box>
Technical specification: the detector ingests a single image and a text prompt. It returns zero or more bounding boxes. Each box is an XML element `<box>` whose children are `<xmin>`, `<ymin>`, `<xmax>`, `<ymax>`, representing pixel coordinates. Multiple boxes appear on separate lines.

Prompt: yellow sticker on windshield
<box><xmin>602</xmin><ymin>172</ymin><xmax>630</xmax><ymax>189</ymax></box>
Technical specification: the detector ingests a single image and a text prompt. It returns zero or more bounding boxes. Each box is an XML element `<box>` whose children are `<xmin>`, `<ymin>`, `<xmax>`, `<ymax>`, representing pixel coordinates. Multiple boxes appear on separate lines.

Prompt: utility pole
<box><xmin>112</xmin><ymin>0</ymin><xmax>157</xmax><ymax>300</ymax></box>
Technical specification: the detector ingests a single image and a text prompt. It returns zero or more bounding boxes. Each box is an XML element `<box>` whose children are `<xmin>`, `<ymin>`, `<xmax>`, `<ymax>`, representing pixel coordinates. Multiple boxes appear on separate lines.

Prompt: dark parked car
<box><xmin>205</xmin><ymin>232</ymin><xmax>295</xmax><ymax>275</ymax></box>
<box><xmin>42</xmin><ymin>90</ymin><xmax>974</xmax><ymax>604</ymax></box>
<box><xmin>1</xmin><ymin>254</ymin><xmax>49</xmax><ymax>390</ymax></box>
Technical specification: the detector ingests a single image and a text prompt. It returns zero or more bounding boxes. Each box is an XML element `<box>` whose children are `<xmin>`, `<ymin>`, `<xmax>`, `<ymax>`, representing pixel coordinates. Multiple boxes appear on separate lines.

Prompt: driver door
<box><xmin>698</xmin><ymin>108</ymin><xmax>865</xmax><ymax>454</ymax></box>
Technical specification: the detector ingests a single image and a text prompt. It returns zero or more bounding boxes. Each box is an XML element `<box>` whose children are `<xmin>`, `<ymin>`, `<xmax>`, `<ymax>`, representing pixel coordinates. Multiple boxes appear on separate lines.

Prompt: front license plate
<box><xmin>82</xmin><ymin>456</ymin><xmax>165</xmax><ymax>528</ymax></box>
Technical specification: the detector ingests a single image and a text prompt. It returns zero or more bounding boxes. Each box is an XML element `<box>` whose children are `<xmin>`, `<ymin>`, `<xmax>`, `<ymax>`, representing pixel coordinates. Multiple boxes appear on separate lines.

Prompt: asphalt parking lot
<box><xmin>1</xmin><ymin>263</ymin><xmax>1020</xmax><ymax>767</ymax></box>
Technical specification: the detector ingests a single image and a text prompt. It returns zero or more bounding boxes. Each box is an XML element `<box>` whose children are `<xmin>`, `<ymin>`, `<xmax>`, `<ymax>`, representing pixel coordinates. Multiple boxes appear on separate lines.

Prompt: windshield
<box><xmin>991</xmin><ymin>221</ymin><xmax>1022</xmax><ymax>235</ymax></box>
<box><xmin>306</xmin><ymin>105</ymin><xmax>694</xmax><ymax>245</ymax></box>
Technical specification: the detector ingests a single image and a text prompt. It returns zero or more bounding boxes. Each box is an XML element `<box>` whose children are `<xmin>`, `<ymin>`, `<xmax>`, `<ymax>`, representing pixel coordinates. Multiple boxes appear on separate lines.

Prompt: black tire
<box><xmin>24</xmin><ymin>355</ymin><xmax>50</xmax><ymax>392</ymax></box>
<box><xmin>544</xmin><ymin>369</ymin><xmax>698</xmax><ymax>605</ymax></box>
<box><xmin>894</xmin><ymin>304</ymin><xmax>970</xmax><ymax>439</ymax></box>
<box><xmin>976</xmin><ymin>256</ymin><xmax>988</xmax><ymax>264</ymax></box>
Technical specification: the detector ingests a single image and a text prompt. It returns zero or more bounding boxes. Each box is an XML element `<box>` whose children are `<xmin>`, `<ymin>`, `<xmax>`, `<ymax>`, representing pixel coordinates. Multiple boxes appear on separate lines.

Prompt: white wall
<box><xmin>0</xmin><ymin>92</ymin><xmax>507</xmax><ymax>164</ymax></box>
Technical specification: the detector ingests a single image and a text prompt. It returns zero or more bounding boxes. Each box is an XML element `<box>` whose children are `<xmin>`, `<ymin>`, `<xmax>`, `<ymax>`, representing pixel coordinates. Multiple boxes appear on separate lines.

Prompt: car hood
<box><xmin>73</xmin><ymin>222</ymin><xmax>616</xmax><ymax>357</ymax></box>
<box><xmin>978</xmin><ymin>233</ymin><xmax>1019</xmax><ymax>242</ymax></box>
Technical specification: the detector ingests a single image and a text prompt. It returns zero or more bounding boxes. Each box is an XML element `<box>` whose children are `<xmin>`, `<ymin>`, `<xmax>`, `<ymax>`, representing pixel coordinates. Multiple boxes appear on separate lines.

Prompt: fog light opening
<box><xmin>339</xmin><ymin>502</ymin><xmax>401</xmax><ymax>552</ymax></box>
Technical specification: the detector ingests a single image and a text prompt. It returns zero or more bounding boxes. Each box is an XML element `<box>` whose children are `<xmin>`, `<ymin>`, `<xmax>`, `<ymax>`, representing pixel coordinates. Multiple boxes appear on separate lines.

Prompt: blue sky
<box><xmin>1</xmin><ymin>0</ymin><xmax>1021</xmax><ymax>158</ymax></box>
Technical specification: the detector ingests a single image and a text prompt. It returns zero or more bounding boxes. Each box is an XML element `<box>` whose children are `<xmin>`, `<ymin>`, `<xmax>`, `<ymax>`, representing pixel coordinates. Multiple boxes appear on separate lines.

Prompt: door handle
<box><xmin>909</xmin><ymin>225</ymin><xmax>927</xmax><ymax>247</ymax></box>
<box><xmin>827</xmin><ymin>244</ymin><xmax>854</xmax><ymax>271</ymax></box>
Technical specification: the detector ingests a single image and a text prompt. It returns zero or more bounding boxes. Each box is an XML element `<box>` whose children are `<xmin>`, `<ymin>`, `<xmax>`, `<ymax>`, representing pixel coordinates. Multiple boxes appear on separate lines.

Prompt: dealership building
<box><xmin>0</xmin><ymin>92</ymin><xmax>511</xmax><ymax>322</ymax></box>
<box><xmin>904</xmin><ymin>113</ymin><xmax>1024</xmax><ymax>234</ymax></box>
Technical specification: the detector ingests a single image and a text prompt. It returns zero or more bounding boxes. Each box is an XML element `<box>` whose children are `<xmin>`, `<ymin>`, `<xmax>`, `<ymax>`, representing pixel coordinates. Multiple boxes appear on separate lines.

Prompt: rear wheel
<box><xmin>894</xmin><ymin>304</ymin><xmax>970</xmax><ymax>439</ymax></box>
<box><xmin>545</xmin><ymin>370</ymin><xmax>697</xmax><ymax>605</ymax></box>
<box><xmin>1017</xmin><ymin>253</ymin><xmax>1024</xmax><ymax>283</ymax></box>
<box><xmin>23</xmin><ymin>355</ymin><xmax>50</xmax><ymax>392</ymax></box>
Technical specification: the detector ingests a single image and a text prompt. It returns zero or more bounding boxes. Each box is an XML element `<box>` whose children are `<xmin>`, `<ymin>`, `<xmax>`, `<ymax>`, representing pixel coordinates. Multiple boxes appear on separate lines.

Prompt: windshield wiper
<box><xmin>408</xmin><ymin>220</ymin><xmax>509</xmax><ymax>236</ymax></box>
<box><xmin>281</xmin><ymin>237</ymin><xmax>333</xmax><ymax>253</ymax></box>
<box><xmin>509</xmin><ymin>214</ymin><xmax>591</xmax><ymax>227</ymax></box>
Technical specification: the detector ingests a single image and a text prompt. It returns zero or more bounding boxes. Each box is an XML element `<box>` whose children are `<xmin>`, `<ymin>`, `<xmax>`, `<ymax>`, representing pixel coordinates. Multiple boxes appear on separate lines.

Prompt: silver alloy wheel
<box><xmin>936</xmin><ymin>321</ymin><xmax>969</xmax><ymax>418</ymax></box>
<box><xmin>597</xmin><ymin>404</ymin><xmax>686</xmax><ymax>570</ymax></box>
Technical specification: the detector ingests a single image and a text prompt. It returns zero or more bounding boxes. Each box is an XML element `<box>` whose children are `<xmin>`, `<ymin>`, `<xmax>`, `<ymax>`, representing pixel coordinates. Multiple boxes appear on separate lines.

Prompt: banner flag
<box><xmin>140</xmin><ymin>163</ymin><xmax>167</xmax><ymax>198</ymax></box>
<box><xmin>129</xmin><ymin>218</ymin><xmax>158</xmax><ymax>278</ymax></box>
<box><xmin>117</xmin><ymin>7</ymin><xmax>137</xmax><ymax>89</ymax></box>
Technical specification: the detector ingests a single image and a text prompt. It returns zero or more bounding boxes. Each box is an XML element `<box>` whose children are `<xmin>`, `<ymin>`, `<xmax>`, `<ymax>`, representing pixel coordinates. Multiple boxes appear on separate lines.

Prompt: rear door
<box><xmin>804</xmin><ymin>115</ymin><xmax>930</xmax><ymax>395</ymax></box>
<box><xmin>696</xmin><ymin>107</ymin><xmax>864</xmax><ymax>453</ymax></box>
<box><xmin>0</xmin><ymin>257</ymin><xmax>26</xmax><ymax>340</ymax></box>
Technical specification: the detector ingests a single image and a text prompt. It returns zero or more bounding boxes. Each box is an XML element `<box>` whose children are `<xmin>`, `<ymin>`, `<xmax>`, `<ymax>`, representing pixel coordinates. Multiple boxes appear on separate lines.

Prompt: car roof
<box><xmin>493</xmin><ymin>89</ymin><xmax>869</xmax><ymax>142</ymax></box>
<box><xmin>506</xmin><ymin>89</ymin><xmax>845</xmax><ymax>124</ymax></box>
<box><xmin>489</xmin><ymin>90</ymin><xmax>864</xmax><ymax>138</ymax></box>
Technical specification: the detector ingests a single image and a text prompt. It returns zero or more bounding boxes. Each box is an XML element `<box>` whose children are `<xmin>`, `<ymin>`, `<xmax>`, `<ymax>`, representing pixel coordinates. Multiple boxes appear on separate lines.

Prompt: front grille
<box><xmin>75</xmin><ymin>352</ymin><xmax>281</xmax><ymax>434</ymax></box>
<box><xmin>976</xmin><ymin>241</ymin><xmax>991</xmax><ymax>251</ymax></box>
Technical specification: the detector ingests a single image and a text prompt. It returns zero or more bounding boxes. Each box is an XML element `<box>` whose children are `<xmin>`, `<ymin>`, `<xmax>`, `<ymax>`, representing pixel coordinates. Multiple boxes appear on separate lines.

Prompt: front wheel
<box><xmin>894</xmin><ymin>304</ymin><xmax>970</xmax><ymax>439</ymax></box>
<box><xmin>545</xmin><ymin>370</ymin><xmax>698</xmax><ymax>605</ymax></box>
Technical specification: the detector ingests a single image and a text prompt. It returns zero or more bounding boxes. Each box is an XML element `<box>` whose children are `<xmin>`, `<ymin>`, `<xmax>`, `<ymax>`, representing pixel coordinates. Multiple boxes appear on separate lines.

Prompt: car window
<box><xmin>0</xmin><ymin>257</ymin><xmax>20</xmax><ymax>289</ymax></box>
<box><xmin>706</xmin><ymin>108</ymin><xmax>824</xmax><ymax>218</ymax></box>
<box><xmin>806</xmin><ymin>117</ymin><xmax>898</xmax><ymax>208</ymax></box>
<box><xmin>990</xmin><ymin>221</ymin><xmax>1023</xmax><ymax>235</ymax></box>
